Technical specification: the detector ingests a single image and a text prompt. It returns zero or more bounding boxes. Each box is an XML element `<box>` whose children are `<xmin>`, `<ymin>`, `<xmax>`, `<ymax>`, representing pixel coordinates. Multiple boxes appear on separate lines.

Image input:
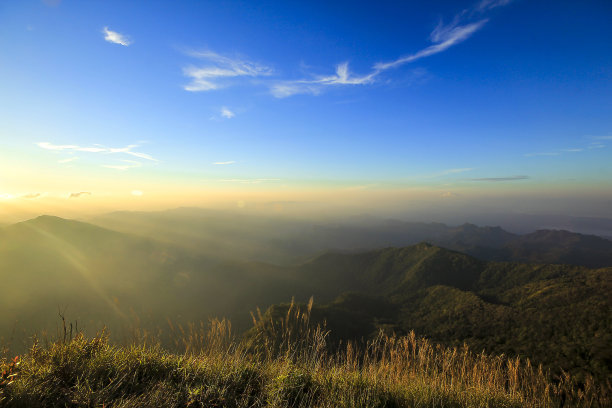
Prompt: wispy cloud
<box><xmin>38</xmin><ymin>142</ymin><xmax>157</xmax><ymax>162</ymax></box>
<box><xmin>213</xmin><ymin>161</ymin><xmax>236</xmax><ymax>165</ymax></box>
<box><xmin>38</xmin><ymin>142</ymin><xmax>106</xmax><ymax>153</ymax></box>
<box><xmin>183</xmin><ymin>50</ymin><xmax>273</xmax><ymax>92</ymax></box>
<box><xmin>375</xmin><ymin>19</ymin><xmax>488</xmax><ymax>72</ymax></box>
<box><xmin>476</xmin><ymin>0</ymin><xmax>513</xmax><ymax>12</ymax></box>
<box><xmin>271</xmin><ymin>62</ymin><xmax>377</xmax><ymax>97</ymax></box>
<box><xmin>271</xmin><ymin>0</ymin><xmax>507</xmax><ymax>97</ymax></box>
<box><xmin>221</xmin><ymin>107</ymin><xmax>235</xmax><ymax>119</ymax></box>
<box><xmin>58</xmin><ymin>157</ymin><xmax>78</xmax><ymax>163</ymax></box>
<box><xmin>588</xmin><ymin>142</ymin><xmax>605</xmax><ymax>149</ymax></box>
<box><xmin>439</xmin><ymin>167</ymin><xmax>474</xmax><ymax>176</ymax></box>
<box><xmin>103</xmin><ymin>27</ymin><xmax>131</xmax><ymax>46</ymax></box>
<box><xmin>471</xmin><ymin>175</ymin><xmax>529</xmax><ymax>182</ymax></box>
<box><xmin>102</xmin><ymin>160</ymin><xmax>142</xmax><ymax>171</ymax></box>
<box><xmin>525</xmin><ymin>134</ymin><xmax>611</xmax><ymax>156</ymax></box>
<box><xmin>69</xmin><ymin>191</ymin><xmax>91</xmax><ymax>198</ymax></box>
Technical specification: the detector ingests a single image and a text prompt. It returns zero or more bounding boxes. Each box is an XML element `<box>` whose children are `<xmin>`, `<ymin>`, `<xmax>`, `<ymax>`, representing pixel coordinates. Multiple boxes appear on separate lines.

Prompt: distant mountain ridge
<box><xmin>89</xmin><ymin>208</ymin><xmax>612</xmax><ymax>268</ymax></box>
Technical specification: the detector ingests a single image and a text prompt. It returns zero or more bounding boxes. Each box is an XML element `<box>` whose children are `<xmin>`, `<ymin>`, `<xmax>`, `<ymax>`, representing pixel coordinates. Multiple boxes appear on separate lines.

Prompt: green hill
<box><xmin>2</xmin><ymin>215</ymin><xmax>610</xmax><ymax>386</ymax></box>
<box><xmin>259</xmin><ymin>247</ymin><xmax>612</xmax><ymax>383</ymax></box>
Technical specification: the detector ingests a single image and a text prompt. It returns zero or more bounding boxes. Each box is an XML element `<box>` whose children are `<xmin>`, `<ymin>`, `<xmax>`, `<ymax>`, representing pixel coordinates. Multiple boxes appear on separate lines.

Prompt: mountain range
<box><xmin>90</xmin><ymin>207</ymin><xmax>612</xmax><ymax>267</ymax></box>
<box><xmin>1</xmin><ymin>212</ymin><xmax>610</xmax><ymax>384</ymax></box>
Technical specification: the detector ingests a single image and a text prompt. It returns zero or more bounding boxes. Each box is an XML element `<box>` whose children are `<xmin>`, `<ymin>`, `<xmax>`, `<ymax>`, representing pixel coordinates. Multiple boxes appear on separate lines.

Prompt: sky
<box><xmin>1</xmin><ymin>0</ymin><xmax>611</xmax><ymax>221</ymax></box>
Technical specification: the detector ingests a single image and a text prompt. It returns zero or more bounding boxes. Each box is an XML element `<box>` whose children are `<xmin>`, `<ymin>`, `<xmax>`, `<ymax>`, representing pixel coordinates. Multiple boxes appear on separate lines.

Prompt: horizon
<box><xmin>1</xmin><ymin>0</ymin><xmax>611</xmax><ymax>221</ymax></box>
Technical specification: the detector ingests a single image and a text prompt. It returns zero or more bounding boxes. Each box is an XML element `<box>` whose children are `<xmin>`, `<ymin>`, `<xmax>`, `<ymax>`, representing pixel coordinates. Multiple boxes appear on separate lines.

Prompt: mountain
<box><xmin>3</xmin><ymin>214</ymin><xmax>610</xmax><ymax>383</ymax></box>
<box><xmin>496</xmin><ymin>229</ymin><xmax>612</xmax><ymax>267</ymax></box>
<box><xmin>255</xmin><ymin>245</ymin><xmax>611</xmax><ymax>383</ymax></box>
<box><xmin>0</xmin><ymin>216</ymin><xmax>297</xmax><ymax>346</ymax></box>
<box><xmin>89</xmin><ymin>208</ymin><xmax>612</xmax><ymax>268</ymax></box>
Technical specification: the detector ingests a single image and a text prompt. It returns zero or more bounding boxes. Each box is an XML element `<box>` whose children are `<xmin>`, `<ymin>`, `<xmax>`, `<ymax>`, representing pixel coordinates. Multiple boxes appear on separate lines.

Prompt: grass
<box><xmin>1</xmin><ymin>300</ymin><xmax>609</xmax><ymax>407</ymax></box>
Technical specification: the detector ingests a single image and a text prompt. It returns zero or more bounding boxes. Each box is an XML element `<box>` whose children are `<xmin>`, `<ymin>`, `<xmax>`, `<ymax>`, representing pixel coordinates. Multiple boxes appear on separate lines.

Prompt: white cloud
<box><xmin>373</xmin><ymin>19</ymin><xmax>488</xmax><ymax>72</ymax></box>
<box><xmin>271</xmin><ymin>83</ymin><xmax>322</xmax><ymax>98</ymax></box>
<box><xmin>271</xmin><ymin>0</ymin><xmax>504</xmax><ymax>98</ymax></box>
<box><xmin>213</xmin><ymin>161</ymin><xmax>236</xmax><ymax>165</ymax></box>
<box><xmin>38</xmin><ymin>142</ymin><xmax>157</xmax><ymax>162</ymax></box>
<box><xmin>102</xmin><ymin>160</ymin><xmax>142</xmax><ymax>171</ymax></box>
<box><xmin>183</xmin><ymin>50</ymin><xmax>273</xmax><ymax>92</ymax></box>
<box><xmin>221</xmin><ymin>107</ymin><xmax>235</xmax><ymax>119</ymax></box>
<box><xmin>588</xmin><ymin>143</ymin><xmax>605</xmax><ymax>149</ymax></box>
<box><xmin>471</xmin><ymin>175</ymin><xmax>529</xmax><ymax>182</ymax></box>
<box><xmin>441</xmin><ymin>167</ymin><xmax>474</xmax><ymax>175</ymax></box>
<box><xmin>38</xmin><ymin>142</ymin><xmax>106</xmax><ymax>153</ymax></box>
<box><xmin>103</xmin><ymin>27</ymin><xmax>131</xmax><ymax>46</ymax></box>
<box><xmin>58</xmin><ymin>157</ymin><xmax>78</xmax><ymax>163</ymax></box>
<box><xmin>131</xmin><ymin>190</ymin><xmax>143</xmax><ymax>197</ymax></box>
<box><xmin>476</xmin><ymin>0</ymin><xmax>513</xmax><ymax>12</ymax></box>
<box><xmin>271</xmin><ymin>62</ymin><xmax>377</xmax><ymax>98</ymax></box>
<box><xmin>524</xmin><ymin>137</ymin><xmax>610</xmax><ymax>156</ymax></box>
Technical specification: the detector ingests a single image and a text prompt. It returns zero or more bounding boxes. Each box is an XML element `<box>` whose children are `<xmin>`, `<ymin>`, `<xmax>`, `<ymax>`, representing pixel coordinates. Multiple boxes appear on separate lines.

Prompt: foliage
<box><xmin>2</xmin><ymin>305</ymin><xmax>608</xmax><ymax>407</ymax></box>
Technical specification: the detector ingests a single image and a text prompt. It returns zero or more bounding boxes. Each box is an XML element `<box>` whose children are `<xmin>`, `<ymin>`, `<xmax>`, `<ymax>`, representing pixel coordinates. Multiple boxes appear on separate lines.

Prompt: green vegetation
<box><xmin>2</xmin><ymin>305</ymin><xmax>608</xmax><ymax>407</ymax></box>
<box><xmin>269</xmin><ymin>245</ymin><xmax>612</xmax><ymax>384</ymax></box>
<box><xmin>1</xmin><ymin>215</ymin><xmax>611</xmax><ymax>405</ymax></box>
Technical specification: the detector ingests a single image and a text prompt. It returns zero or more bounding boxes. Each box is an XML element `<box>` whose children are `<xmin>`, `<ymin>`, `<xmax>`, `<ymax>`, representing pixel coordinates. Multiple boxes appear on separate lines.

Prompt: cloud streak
<box><xmin>270</xmin><ymin>0</ymin><xmax>505</xmax><ymax>97</ymax></box>
<box><xmin>103</xmin><ymin>27</ymin><xmax>131</xmax><ymax>46</ymax></box>
<box><xmin>183</xmin><ymin>50</ymin><xmax>273</xmax><ymax>92</ymax></box>
<box><xmin>525</xmin><ymin>134</ymin><xmax>610</xmax><ymax>156</ymax></box>
<box><xmin>471</xmin><ymin>175</ymin><xmax>529</xmax><ymax>182</ymax></box>
<box><xmin>38</xmin><ymin>142</ymin><xmax>157</xmax><ymax>162</ymax></box>
<box><xmin>213</xmin><ymin>161</ymin><xmax>236</xmax><ymax>165</ymax></box>
<box><xmin>221</xmin><ymin>107</ymin><xmax>235</xmax><ymax>119</ymax></box>
<box><xmin>102</xmin><ymin>160</ymin><xmax>142</xmax><ymax>171</ymax></box>
<box><xmin>58</xmin><ymin>157</ymin><xmax>78</xmax><ymax>163</ymax></box>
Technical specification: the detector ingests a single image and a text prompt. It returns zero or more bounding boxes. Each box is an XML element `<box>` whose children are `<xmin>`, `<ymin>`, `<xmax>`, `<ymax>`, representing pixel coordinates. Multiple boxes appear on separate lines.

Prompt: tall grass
<box><xmin>1</xmin><ymin>299</ymin><xmax>609</xmax><ymax>407</ymax></box>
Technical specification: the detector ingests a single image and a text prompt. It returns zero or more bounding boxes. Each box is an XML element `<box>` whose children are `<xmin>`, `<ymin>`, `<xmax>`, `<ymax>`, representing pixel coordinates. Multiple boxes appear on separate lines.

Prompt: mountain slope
<box><xmin>0</xmin><ymin>216</ymin><xmax>298</xmax><ymax>346</ymax></box>
<box><xmin>3</xmin><ymin>216</ymin><xmax>610</xmax><ymax>383</ymax></box>
<box><xmin>89</xmin><ymin>208</ymin><xmax>612</xmax><ymax>268</ymax></box>
<box><xmin>260</xmin><ymin>246</ymin><xmax>612</xmax><ymax>383</ymax></box>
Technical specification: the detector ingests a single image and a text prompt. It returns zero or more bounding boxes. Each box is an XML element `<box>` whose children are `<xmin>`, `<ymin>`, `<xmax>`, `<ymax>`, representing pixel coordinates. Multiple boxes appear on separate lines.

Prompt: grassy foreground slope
<box><xmin>2</xmin><ymin>307</ymin><xmax>608</xmax><ymax>408</ymax></box>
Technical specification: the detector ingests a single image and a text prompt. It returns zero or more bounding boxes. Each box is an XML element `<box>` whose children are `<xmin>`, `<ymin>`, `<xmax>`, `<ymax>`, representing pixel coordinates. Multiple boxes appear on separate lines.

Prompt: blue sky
<box><xmin>0</xmin><ymin>0</ymin><xmax>611</xmax><ymax>217</ymax></box>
